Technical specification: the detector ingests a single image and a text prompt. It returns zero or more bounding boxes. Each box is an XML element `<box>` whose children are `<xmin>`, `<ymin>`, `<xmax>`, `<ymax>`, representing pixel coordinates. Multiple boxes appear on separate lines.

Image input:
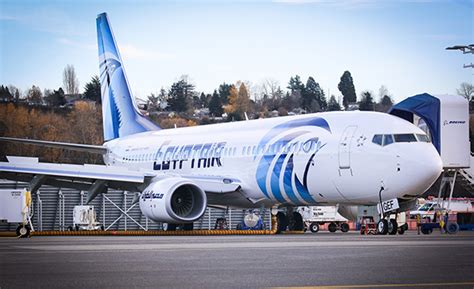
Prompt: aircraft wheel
<box><xmin>276</xmin><ymin>212</ymin><xmax>288</xmax><ymax>233</ymax></box>
<box><xmin>388</xmin><ymin>219</ymin><xmax>398</xmax><ymax>235</ymax></box>
<box><xmin>16</xmin><ymin>225</ymin><xmax>30</xmax><ymax>238</ymax></box>
<box><xmin>309</xmin><ymin>222</ymin><xmax>319</xmax><ymax>233</ymax></box>
<box><xmin>340</xmin><ymin>223</ymin><xmax>349</xmax><ymax>233</ymax></box>
<box><xmin>377</xmin><ymin>219</ymin><xmax>388</xmax><ymax>235</ymax></box>
<box><xmin>289</xmin><ymin>212</ymin><xmax>304</xmax><ymax>231</ymax></box>
<box><xmin>328</xmin><ymin>222</ymin><xmax>337</xmax><ymax>233</ymax></box>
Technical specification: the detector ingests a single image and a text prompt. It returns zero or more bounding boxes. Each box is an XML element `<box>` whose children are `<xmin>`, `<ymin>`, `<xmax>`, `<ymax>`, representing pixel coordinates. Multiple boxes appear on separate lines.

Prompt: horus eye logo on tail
<box><xmin>96</xmin><ymin>13</ymin><xmax>160</xmax><ymax>141</ymax></box>
<box><xmin>255</xmin><ymin>117</ymin><xmax>331</xmax><ymax>205</ymax></box>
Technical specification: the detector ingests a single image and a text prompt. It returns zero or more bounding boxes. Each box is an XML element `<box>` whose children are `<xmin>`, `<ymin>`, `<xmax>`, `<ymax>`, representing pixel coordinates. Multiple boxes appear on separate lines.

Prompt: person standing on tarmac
<box><xmin>439</xmin><ymin>210</ymin><xmax>445</xmax><ymax>233</ymax></box>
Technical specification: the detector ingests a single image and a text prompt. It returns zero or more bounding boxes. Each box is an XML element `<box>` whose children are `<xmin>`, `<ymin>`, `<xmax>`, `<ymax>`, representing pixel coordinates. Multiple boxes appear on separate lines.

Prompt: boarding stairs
<box><xmin>457</xmin><ymin>153</ymin><xmax>474</xmax><ymax>196</ymax></box>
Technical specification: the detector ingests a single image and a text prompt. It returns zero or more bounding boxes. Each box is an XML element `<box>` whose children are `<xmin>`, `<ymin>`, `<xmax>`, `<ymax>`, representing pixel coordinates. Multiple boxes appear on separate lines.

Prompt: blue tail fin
<box><xmin>96</xmin><ymin>13</ymin><xmax>160</xmax><ymax>141</ymax></box>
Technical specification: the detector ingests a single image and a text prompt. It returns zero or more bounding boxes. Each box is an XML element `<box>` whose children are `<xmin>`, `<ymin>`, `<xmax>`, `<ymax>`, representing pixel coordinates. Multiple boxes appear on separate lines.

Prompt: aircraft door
<box><xmin>338</xmin><ymin>126</ymin><xmax>357</xmax><ymax>169</ymax></box>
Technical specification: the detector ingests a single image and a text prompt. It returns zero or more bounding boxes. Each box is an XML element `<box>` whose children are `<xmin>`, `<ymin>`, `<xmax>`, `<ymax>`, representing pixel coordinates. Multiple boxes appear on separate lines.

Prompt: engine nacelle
<box><xmin>139</xmin><ymin>177</ymin><xmax>207</xmax><ymax>223</ymax></box>
<box><xmin>337</xmin><ymin>205</ymin><xmax>358</xmax><ymax>222</ymax></box>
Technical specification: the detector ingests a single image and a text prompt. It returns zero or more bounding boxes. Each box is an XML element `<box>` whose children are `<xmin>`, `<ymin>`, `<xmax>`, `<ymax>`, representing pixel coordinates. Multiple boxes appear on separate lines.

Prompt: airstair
<box><xmin>457</xmin><ymin>154</ymin><xmax>474</xmax><ymax>196</ymax></box>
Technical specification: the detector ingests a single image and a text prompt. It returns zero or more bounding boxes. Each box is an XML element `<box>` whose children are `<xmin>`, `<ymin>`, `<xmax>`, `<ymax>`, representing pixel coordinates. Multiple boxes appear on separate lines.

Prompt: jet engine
<box><xmin>337</xmin><ymin>205</ymin><xmax>358</xmax><ymax>222</ymax></box>
<box><xmin>139</xmin><ymin>177</ymin><xmax>207</xmax><ymax>223</ymax></box>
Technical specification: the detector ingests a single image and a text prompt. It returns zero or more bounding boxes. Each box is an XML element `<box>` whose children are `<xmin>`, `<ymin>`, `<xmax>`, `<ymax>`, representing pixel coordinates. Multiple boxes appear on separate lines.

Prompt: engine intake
<box><xmin>139</xmin><ymin>177</ymin><xmax>207</xmax><ymax>223</ymax></box>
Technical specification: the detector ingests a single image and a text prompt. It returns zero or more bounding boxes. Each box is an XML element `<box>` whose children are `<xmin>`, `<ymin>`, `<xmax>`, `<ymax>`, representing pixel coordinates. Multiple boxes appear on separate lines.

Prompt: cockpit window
<box><xmin>372</xmin><ymin>135</ymin><xmax>383</xmax><ymax>146</ymax></box>
<box><xmin>383</xmin><ymin>134</ymin><xmax>394</xmax><ymax>146</ymax></box>
<box><xmin>416</xmin><ymin>134</ymin><xmax>430</xmax><ymax>143</ymax></box>
<box><xmin>372</xmin><ymin>133</ymin><xmax>426</xmax><ymax>146</ymax></box>
<box><xmin>394</xmin><ymin>134</ymin><xmax>417</xmax><ymax>143</ymax></box>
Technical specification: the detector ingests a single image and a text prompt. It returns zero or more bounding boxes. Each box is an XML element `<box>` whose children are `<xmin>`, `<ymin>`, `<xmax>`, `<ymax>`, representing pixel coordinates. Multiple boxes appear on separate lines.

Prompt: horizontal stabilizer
<box><xmin>0</xmin><ymin>137</ymin><xmax>107</xmax><ymax>154</ymax></box>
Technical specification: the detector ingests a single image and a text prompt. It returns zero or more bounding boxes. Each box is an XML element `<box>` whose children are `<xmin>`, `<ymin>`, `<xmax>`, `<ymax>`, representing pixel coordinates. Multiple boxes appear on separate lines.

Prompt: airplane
<box><xmin>0</xmin><ymin>13</ymin><xmax>442</xmax><ymax>235</ymax></box>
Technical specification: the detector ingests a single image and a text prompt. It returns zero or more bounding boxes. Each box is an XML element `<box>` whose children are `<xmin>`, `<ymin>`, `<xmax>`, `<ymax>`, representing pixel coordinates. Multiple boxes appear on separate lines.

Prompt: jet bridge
<box><xmin>389</xmin><ymin>93</ymin><xmax>471</xmax><ymax>210</ymax></box>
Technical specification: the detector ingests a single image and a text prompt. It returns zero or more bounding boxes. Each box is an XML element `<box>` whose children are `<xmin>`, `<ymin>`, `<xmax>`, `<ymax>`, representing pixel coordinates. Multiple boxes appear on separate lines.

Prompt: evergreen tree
<box><xmin>200</xmin><ymin>92</ymin><xmax>210</xmax><ymax>108</ymax></box>
<box><xmin>327</xmin><ymin>95</ymin><xmax>342</xmax><ymax>111</ymax></box>
<box><xmin>303</xmin><ymin>76</ymin><xmax>327</xmax><ymax>112</ymax></box>
<box><xmin>83</xmin><ymin>76</ymin><xmax>101</xmax><ymax>103</ymax></box>
<box><xmin>359</xmin><ymin>91</ymin><xmax>375</xmax><ymax>111</ymax></box>
<box><xmin>286</xmin><ymin>75</ymin><xmax>304</xmax><ymax>111</ymax></box>
<box><xmin>0</xmin><ymin>85</ymin><xmax>13</xmax><ymax>101</ymax></box>
<box><xmin>45</xmin><ymin>87</ymin><xmax>66</xmax><ymax>107</ymax></box>
<box><xmin>208</xmin><ymin>90</ymin><xmax>223</xmax><ymax>117</ymax></box>
<box><xmin>168</xmin><ymin>78</ymin><xmax>195</xmax><ymax>112</ymax></box>
<box><xmin>218</xmin><ymin>83</ymin><xmax>231</xmax><ymax>105</ymax></box>
<box><xmin>338</xmin><ymin>71</ymin><xmax>357</xmax><ymax>109</ymax></box>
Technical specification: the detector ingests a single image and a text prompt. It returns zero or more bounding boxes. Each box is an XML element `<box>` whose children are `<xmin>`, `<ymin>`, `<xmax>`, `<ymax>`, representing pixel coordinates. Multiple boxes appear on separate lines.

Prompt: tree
<box><xmin>287</xmin><ymin>75</ymin><xmax>304</xmax><ymax>92</ymax></box>
<box><xmin>45</xmin><ymin>87</ymin><xmax>66</xmax><ymax>107</ymax></box>
<box><xmin>303</xmin><ymin>76</ymin><xmax>327</xmax><ymax>112</ymax></box>
<box><xmin>147</xmin><ymin>93</ymin><xmax>160</xmax><ymax>112</ymax></box>
<box><xmin>218</xmin><ymin>83</ymin><xmax>232</xmax><ymax>105</ymax></box>
<box><xmin>7</xmin><ymin>85</ymin><xmax>21</xmax><ymax>102</ymax></box>
<box><xmin>0</xmin><ymin>85</ymin><xmax>13</xmax><ymax>101</ymax></box>
<box><xmin>224</xmin><ymin>84</ymin><xmax>251</xmax><ymax>121</ymax></box>
<box><xmin>338</xmin><ymin>71</ymin><xmax>357</xmax><ymax>109</ymax></box>
<box><xmin>376</xmin><ymin>85</ymin><xmax>393</xmax><ymax>112</ymax></box>
<box><xmin>208</xmin><ymin>90</ymin><xmax>223</xmax><ymax>117</ymax></box>
<box><xmin>237</xmin><ymin>82</ymin><xmax>251</xmax><ymax>116</ymax></box>
<box><xmin>200</xmin><ymin>92</ymin><xmax>210</xmax><ymax>108</ymax></box>
<box><xmin>63</xmin><ymin>64</ymin><xmax>80</xmax><ymax>95</ymax></box>
<box><xmin>168</xmin><ymin>76</ymin><xmax>195</xmax><ymax>112</ymax></box>
<box><xmin>359</xmin><ymin>91</ymin><xmax>375</xmax><ymax>111</ymax></box>
<box><xmin>83</xmin><ymin>75</ymin><xmax>101</xmax><ymax>103</ymax></box>
<box><xmin>457</xmin><ymin>82</ymin><xmax>474</xmax><ymax>101</ymax></box>
<box><xmin>27</xmin><ymin>85</ymin><xmax>42</xmax><ymax>104</ymax></box>
<box><xmin>327</xmin><ymin>95</ymin><xmax>341</xmax><ymax>111</ymax></box>
<box><xmin>284</xmin><ymin>75</ymin><xmax>304</xmax><ymax>112</ymax></box>
<box><xmin>261</xmin><ymin>78</ymin><xmax>280</xmax><ymax>100</ymax></box>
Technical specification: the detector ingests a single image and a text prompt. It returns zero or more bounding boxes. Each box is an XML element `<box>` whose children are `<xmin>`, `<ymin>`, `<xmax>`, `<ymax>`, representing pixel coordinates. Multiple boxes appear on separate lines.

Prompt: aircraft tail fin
<box><xmin>96</xmin><ymin>13</ymin><xmax>160</xmax><ymax>142</ymax></box>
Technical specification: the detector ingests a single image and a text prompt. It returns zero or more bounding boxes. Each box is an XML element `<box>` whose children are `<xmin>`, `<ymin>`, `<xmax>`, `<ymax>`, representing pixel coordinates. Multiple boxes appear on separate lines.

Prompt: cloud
<box><xmin>119</xmin><ymin>44</ymin><xmax>174</xmax><ymax>61</ymax></box>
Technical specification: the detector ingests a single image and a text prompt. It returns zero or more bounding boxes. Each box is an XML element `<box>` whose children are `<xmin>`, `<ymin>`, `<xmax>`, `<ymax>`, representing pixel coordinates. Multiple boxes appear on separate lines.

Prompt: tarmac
<box><xmin>0</xmin><ymin>231</ymin><xmax>473</xmax><ymax>289</ymax></box>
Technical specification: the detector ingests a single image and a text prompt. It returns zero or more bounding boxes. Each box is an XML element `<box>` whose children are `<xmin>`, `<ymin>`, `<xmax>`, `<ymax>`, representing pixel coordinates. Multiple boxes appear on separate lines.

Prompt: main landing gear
<box><xmin>276</xmin><ymin>210</ymin><xmax>304</xmax><ymax>233</ymax></box>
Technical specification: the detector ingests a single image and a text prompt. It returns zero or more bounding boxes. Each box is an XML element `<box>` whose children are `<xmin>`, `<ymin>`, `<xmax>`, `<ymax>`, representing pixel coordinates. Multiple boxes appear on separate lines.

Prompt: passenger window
<box><xmin>372</xmin><ymin>135</ymin><xmax>383</xmax><ymax>146</ymax></box>
<box><xmin>383</xmin><ymin>135</ymin><xmax>394</xmax><ymax>146</ymax></box>
<box><xmin>394</xmin><ymin>134</ymin><xmax>417</xmax><ymax>143</ymax></box>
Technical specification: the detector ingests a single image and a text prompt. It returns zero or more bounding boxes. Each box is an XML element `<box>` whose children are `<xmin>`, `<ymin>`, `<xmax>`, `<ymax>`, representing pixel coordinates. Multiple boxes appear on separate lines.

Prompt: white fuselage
<box><xmin>103</xmin><ymin>111</ymin><xmax>442</xmax><ymax>207</ymax></box>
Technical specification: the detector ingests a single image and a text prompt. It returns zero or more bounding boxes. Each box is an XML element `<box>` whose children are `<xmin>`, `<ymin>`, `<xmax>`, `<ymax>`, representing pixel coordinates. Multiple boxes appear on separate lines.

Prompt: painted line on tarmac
<box><xmin>272</xmin><ymin>281</ymin><xmax>474</xmax><ymax>288</ymax></box>
<box><xmin>13</xmin><ymin>239</ymin><xmax>474</xmax><ymax>252</ymax></box>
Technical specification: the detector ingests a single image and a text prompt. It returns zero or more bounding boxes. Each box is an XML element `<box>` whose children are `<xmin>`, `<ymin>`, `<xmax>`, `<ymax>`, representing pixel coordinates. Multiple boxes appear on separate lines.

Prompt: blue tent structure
<box><xmin>388</xmin><ymin>93</ymin><xmax>441</xmax><ymax>153</ymax></box>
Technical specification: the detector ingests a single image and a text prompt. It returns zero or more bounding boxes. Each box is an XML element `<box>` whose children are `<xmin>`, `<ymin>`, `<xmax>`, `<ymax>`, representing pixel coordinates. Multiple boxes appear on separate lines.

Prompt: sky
<box><xmin>0</xmin><ymin>0</ymin><xmax>473</xmax><ymax>103</ymax></box>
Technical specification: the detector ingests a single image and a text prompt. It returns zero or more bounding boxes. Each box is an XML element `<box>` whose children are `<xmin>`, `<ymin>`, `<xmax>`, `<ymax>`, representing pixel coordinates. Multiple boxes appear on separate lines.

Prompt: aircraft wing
<box><xmin>0</xmin><ymin>137</ymin><xmax>107</xmax><ymax>154</ymax></box>
<box><xmin>0</xmin><ymin>156</ymin><xmax>242</xmax><ymax>202</ymax></box>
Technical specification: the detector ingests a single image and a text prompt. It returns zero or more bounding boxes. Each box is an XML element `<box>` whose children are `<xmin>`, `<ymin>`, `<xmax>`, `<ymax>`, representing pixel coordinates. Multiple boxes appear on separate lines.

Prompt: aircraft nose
<box><xmin>405</xmin><ymin>146</ymin><xmax>443</xmax><ymax>194</ymax></box>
